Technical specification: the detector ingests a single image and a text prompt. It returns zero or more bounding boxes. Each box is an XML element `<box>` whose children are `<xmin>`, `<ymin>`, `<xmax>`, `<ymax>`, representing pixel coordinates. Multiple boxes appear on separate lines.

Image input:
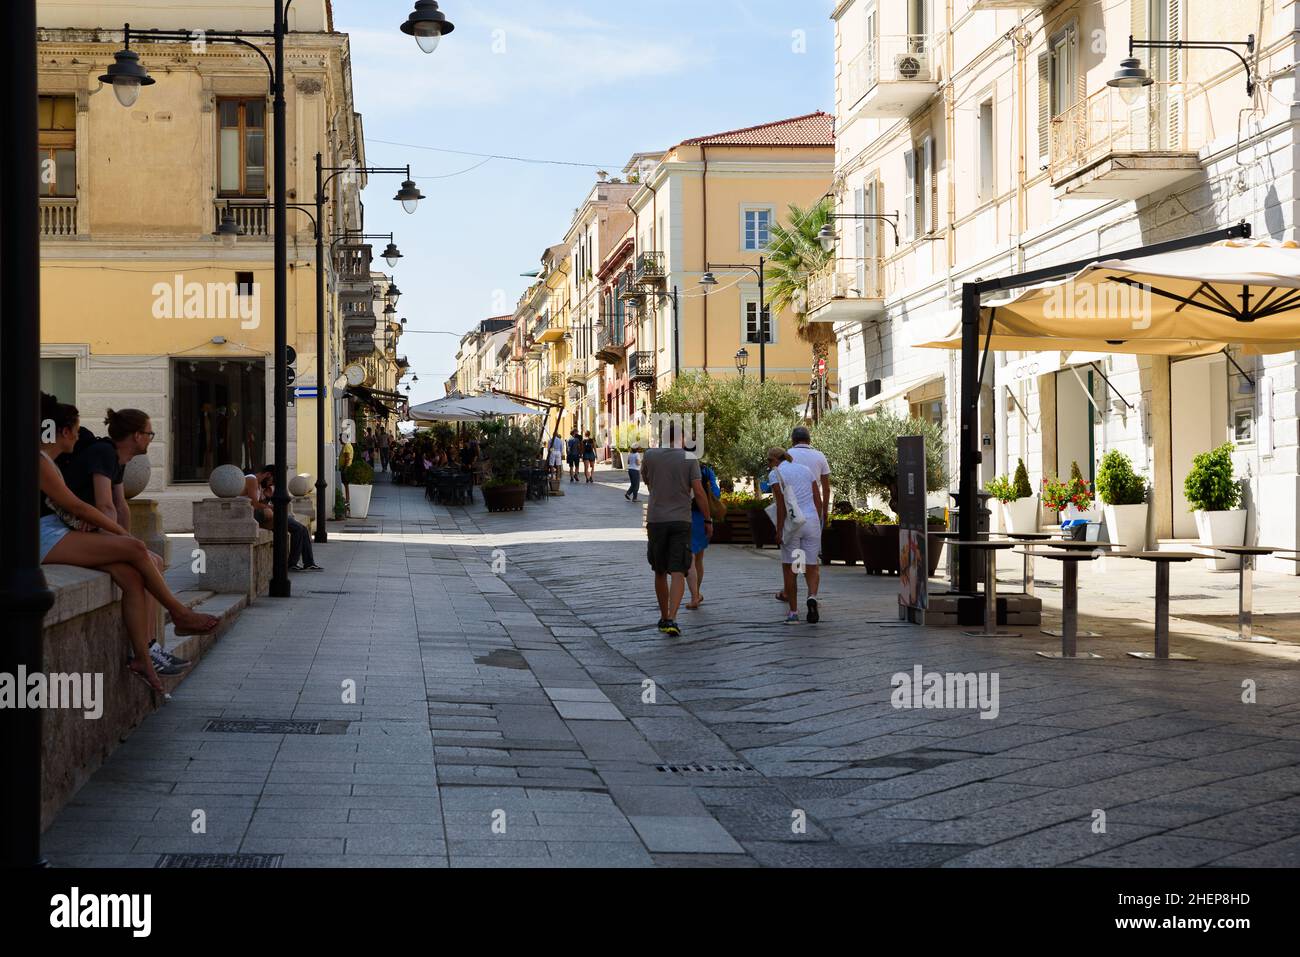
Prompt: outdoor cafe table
<box><xmin>1003</xmin><ymin>532</ymin><xmax>1054</xmax><ymax>597</ymax></box>
<box><xmin>1035</xmin><ymin>539</ymin><xmax>1127</xmax><ymax>639</ymax></box>
<box><xmin>1126</xmin><ymin>552</ymin><xmax>1203</xmax><ymax>661</ymax></box>
<box><xmin>1016</xmin><ymin>548</ymin><xmax>1103</xmax><ymax>659</ymax></box>
<box><xmin>1212</xmin><ymin>545</ymin><xmax>1280</xmax><ymax>644</ymax></box>
<box><xmin>950</xmin><ymin>540</ymin><xmax>1021</xmax><ymax>638</ymax></box>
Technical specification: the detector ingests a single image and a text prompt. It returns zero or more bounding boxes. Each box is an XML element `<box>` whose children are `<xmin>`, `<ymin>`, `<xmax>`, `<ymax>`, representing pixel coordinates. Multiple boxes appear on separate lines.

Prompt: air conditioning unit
<box><xmin>894</xmin><ymin>52</ymin><xmax>927</xmax><ymax>81</ymax></box>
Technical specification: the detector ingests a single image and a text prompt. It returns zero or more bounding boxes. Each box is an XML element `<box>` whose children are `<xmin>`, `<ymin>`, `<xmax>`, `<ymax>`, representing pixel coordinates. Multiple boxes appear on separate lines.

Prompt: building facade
<box><xmin>826</xmin><ymin>0</ymin><xmax>1300</xmax><ymax>568</ymax></box>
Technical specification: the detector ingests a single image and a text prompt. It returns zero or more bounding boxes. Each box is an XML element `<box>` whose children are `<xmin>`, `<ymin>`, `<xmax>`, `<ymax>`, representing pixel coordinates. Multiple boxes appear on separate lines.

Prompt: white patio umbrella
<box><xmin>409</xmin><ymin>397</ymin><xmax>481</xmax><ymax>422</ymax></box>
<box><xmin>442</xmin><ymin>393</ymin><xmax>544</xmax><ymax>418</ymax></box>
<box><xmin>918</xmin><ymin>239</ymin><xmax>1300</xmax><ymax>356</ymax></box>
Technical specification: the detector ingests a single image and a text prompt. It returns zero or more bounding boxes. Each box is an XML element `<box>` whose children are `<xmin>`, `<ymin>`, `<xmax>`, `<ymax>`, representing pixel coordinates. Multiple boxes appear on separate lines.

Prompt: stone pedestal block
<box><xmin>128</xmin><ymin>497</ymin><xmax>170</xmax><ymax>565</ymax></box>
<box><xmin>192</xmin><ymin>496</ymin><xmax>270</xmax><ymax>601</ymax></box>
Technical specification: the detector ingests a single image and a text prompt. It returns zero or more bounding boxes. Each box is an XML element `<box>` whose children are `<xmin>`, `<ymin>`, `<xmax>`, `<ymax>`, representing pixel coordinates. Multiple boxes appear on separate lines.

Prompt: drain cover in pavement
<box><xmin>656</xmin><ymin>763</ymin><xmax>756</xmax><ymax>774</ymax></box>
<box><xmin>156</xmin><ymin>853</ymin><xmax>282</xmax><ymax>868</ymax></box>
<box><xmin>203</xmin><ymin>719</ymin><xmax>349</xmax><ymax>735</ymax></box>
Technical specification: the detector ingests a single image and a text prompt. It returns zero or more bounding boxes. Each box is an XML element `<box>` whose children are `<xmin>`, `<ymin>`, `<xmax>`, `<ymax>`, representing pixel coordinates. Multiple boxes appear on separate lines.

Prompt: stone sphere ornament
<box><xmin>123</xmin><ymin>454</ymin><xmax>152</xmax><ymax>499</ymax></box>
<box><xmin>288</xmin><ymin>474</ymin><xmax>313</xmax><ymax>497</ymax></box>
<box><xmin>209</xmin><ymin>464</ymin><xmax>247</xmax><ymax>499</ymax></box>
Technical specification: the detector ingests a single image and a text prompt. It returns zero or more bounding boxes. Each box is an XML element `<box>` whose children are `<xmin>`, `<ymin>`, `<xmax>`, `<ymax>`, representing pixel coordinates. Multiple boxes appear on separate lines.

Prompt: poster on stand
<box><xmin>898</xmin><ymin>436</ymin><xmax>928</xmax><ymax>620</ymax></box>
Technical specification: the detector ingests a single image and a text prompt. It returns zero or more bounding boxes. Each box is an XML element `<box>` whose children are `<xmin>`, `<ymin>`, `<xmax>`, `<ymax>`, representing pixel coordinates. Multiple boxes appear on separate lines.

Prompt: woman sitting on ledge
<box><xmin>38</xmin><ymin>393</ymin><xmax>219</xmax><ymax>695</ymax></box>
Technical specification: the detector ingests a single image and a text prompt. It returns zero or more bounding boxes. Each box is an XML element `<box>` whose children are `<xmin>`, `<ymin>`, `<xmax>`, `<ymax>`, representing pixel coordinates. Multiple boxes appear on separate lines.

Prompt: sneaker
<box><xmin>301</xmin><ymin>563</ymin><xmax>325</xmax><ymax>571</ymax></box>
<box><xmin>784</xmin><ymin>612</ymin><xmax>800</xmax><ymax>625</ymax></box>
<box><xmin>288</xmin><ymin>563</ymin><xmax>304</xmax><ymax>572</ymax></box>
<box><xmin>657</xmin><ymin>618</ymin><xmax>671</xmax><ymax>633</ymax></box>
<box><xmin>806</xmin><ymin>598</ymin><xmax>820</xmax><ymax>624</ymax></box>
<box><xmin>149</xmin><ymin>643</ymin><xmax>190</xmax><ymax>676</ymax></box>
<box><xmin>663</xmin><ymin>620</ymin><xmax>682</xmax><ymax>637</ymax></box>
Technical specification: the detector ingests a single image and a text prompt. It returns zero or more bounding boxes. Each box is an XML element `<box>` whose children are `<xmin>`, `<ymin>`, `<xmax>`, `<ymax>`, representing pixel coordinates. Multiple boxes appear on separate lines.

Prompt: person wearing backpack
<box><xmin>766</xmin><ymin>447</ymin><xmax>823</xmax><ymax>625</ymax></box>
<box><xmin>684</xmin><ymin>457</ymin><xmax>722</xmax><ymax>610</ymax></box>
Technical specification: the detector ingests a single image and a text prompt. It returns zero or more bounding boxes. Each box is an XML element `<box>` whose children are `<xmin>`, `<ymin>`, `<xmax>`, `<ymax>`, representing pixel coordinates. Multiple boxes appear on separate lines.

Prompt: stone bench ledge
<box><xmin>42</xmin><ymin>565</ymin><xmax>120</xmax><ymax>628</ymax></box>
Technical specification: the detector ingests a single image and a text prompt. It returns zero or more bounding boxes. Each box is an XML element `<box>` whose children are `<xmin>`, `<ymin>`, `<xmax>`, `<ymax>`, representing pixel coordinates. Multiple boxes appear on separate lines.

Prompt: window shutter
<box><xmin>1130</xmin><ymin>0</ymin><xmax>1148</xmax><ymax>43</ymax></box>
<box><xmin>1167</xmin><ymin>0</ymin><xmax>1182</xmax><ymax>148</ymax></box>
<box><xmin>921</xmin><ymin>136</ymin><xmax>935</xmax><ymax>235</ymax></box>
<box><xmin>903</xmin><ymin>147</ymin><xmax>916</xmax><ymax>241</ymax></box>
<box><xmin>1037</xmin><ymin>52</ymin><xmax>1050</xmax><ymax>161</ymax></box>
<box><xmin>854</xmin><ymin>186</ymin><xmax>867</xmax><ymax>293</ymax></box>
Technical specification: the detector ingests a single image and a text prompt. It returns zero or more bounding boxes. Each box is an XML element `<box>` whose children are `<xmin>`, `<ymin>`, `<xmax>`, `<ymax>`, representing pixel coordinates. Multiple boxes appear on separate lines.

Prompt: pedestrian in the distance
<box><xmin>641</xmin><ymin>433</ymin><xmax>713</xmax><ymax>638</ymax></box>
<box><xmin>566</xmin><ymin>430</ymin><xmax>581</xmax><ymax>483</ymax></box>
<box><xmin>582</xmin><ymin>431</ymin><xmax>597</xmax><ymax>483</ymax></box>
<box><xmin>685</xmin><ymin>456</ymin><xmax>721</xmax><ymax>610</ymax></box>
<box><xmin>625</xmin><ymin>443</ymin><xmax>643</xmax><ymax>501</ymax></box>
<box><xmin>378</xmin><ymin>430</ymin><xmax>391</xmax><ymax>472</ymax></box>
<box><xmin>548</xmin><ymin>433</ymin><xmax>565</xmax><ymax>480</ymax></box>
<box><xmin>777</xmin><ymin>425</ymin><xmax>833</xmax><ymax>603</ymax></box>
<box><xmin>767</xmin><ymin>447</ymin><xmax>824</xmax><ymax>625</ymax></box>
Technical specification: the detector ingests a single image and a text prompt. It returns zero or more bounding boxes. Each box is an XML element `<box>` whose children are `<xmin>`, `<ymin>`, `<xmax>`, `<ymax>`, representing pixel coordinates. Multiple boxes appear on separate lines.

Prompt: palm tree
<box><xmin>764</xmin><ymin>197</ymin><xmax>835</xmax><ymax>363</ymax></box>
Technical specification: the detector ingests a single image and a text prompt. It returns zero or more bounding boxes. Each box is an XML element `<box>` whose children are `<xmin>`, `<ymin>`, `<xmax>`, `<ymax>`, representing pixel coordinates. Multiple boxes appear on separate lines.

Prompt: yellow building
<box><xmin>627</xmin><ymin>114</ymin><xmax>838</xmax><ymax>397</ymax></box>
<box><xmin>36</xmin><ymin>0</ymin><xmax>389</xmax><ymax>530</ymax></box>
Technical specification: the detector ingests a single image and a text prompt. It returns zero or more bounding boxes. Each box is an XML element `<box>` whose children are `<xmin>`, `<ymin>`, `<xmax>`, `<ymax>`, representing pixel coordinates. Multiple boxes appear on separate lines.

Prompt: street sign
<box><xmin>817</xmin><ymin>357</ymin><xmax>827</xmax><ymax>377</ymax></box>
<box><xmin>295</xmin><ymin>387</ymin><xmax>321</xmax><ymax>399</ymax></box>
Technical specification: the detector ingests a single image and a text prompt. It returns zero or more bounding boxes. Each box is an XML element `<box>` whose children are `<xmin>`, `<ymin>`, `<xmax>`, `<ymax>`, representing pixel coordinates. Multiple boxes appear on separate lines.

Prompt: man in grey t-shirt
<box><xmin>640</xmin><ymin>442</ymin><xmax>711</xmax><ymax>637</ymax></box>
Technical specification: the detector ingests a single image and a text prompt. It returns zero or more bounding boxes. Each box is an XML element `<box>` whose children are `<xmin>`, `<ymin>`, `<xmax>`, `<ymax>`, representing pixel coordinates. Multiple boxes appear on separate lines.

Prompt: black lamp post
<box><xmin>702</xmin><ymin>260</ymin><xmax>767</xmax><ymax>382</ymax></box>
<box><xmin>101</xmin><ymin>6</ymin><xmax>443</xmax><ymax>589</ymax></box>
<box><xmin>401</xmin><ymin>1</ymin><xmax>456</xmax><ymax>55</ymax></box>
<box><xmin>816</xmin><ymin>212</ymin><xmax>901</xmax><ymax>253</ymax></box>
<box><xmin>1107</xmin><ymin>33</ymin><xmax>1255</xmax><ymax>99</ymax></box>
<box><xmin>734</xmin><ymin>348</ymin><xmax>749</xmax><ymax>378</ymax></box>
<box><xmin>2</xmin><ymin>0</ymin><xmax>56</xmax><ymax>870</ymax></box>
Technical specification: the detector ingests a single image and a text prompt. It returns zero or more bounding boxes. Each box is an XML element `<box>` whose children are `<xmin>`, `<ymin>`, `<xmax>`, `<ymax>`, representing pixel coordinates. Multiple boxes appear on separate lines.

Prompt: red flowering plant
<box><xmin>1040</xmin><ymin>474</ymin><xmax>1094</xmax><ymax>514</ymax></box>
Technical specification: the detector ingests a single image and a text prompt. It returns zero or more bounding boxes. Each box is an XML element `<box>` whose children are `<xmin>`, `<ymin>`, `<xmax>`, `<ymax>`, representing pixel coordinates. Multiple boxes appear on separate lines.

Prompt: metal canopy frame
<box><xmin>954</xmin><ymin>221</ymin><xmax>1253</xmax><ymax>600</ymax></box>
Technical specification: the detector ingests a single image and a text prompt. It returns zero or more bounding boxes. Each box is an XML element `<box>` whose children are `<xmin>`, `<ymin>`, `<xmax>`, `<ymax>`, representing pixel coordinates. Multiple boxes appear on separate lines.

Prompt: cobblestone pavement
<box><xmin>45</xmin><ymin>470</ymin><xmax>1300</xmax><ymax>867</ymax></box>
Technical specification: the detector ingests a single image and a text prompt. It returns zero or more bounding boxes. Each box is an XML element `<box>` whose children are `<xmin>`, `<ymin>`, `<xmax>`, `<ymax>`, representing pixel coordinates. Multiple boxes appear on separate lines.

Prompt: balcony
<box><xmin>342</xmin><ymin>299</ymin><xmax>376</xmax><ymax>336</ymax></box>
<box><xmin>39</xmin><ymin>198</ymin><xmax>78</xmax><ymax>238</ymax></box>
<box><xmin>534</xmin><ymin>311</ymin><xmax>565</xmax><ymax>343</ymax></box>
<box><xmin>633</xmin><ymin>251</ymin><xmax>665</xmax><ymax>286</ymax></box>
<box><xmin>596</xmin><ymin>317</ymin><xmax>627</xmax><ymax>364</ymax></box>
<box><xmin>1050</xmin><ymin>83</ymin><xmax>1201</xmax><ymax>200</ymax></box>
<box><xmin>843</xmin><ymin>35</ymin><xmax>938</xmax><ymax>121</ymax></box>
<box><xmin>618</xmin><ymin>273</ymin><xmax>647</xmax><ymax>304</ymax></box>
<box><xmin>215</xmin><ymin>199</ymin><xmax>270</xmax><ymax>239</ymax></box>
<box><xmin>805</xmin><ymin>258</ymin><xmax>885</xmax><ymax>323</ymax></box>
<box><xmin>334</xmin><ymin>243</ymin><xmax>374</xmax><ymax>300</ymax></box>
<box><xmin>543</xmin><ymin>372</ymin><xmax>566</xmax><ymax>396</ymax></box>
<box><xmin>629</xmin><ymin>351</ymin><xmax>655</xmax><ymax>382</ymax></box>
<box><xmin>345</xmin><ymin>332</ymin><xmax>375</xmax><ymax>360</ymax></box>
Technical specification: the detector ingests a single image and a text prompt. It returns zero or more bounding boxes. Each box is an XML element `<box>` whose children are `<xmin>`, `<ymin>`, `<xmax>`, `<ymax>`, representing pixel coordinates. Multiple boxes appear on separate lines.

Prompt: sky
<box><xmin>332</xmin><ymin>0</ymin><xmax>834</xmax><ymax>405</ymax></box>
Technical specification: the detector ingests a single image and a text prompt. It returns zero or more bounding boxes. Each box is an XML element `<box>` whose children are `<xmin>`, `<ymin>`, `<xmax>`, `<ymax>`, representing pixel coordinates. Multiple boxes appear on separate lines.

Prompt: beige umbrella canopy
<box><xmin>919</xmin><ymin>240</ymin><xmax>1300</xmax><ymax>356</ymax></box>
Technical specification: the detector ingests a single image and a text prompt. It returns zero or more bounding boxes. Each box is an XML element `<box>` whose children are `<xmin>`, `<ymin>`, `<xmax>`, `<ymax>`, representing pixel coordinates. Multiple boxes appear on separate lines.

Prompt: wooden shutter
<box><xmin>903</xmin><ymin>147</ymin><xmax>916</xmax><ymax>241</ymax></box>
<box><xmin>921</xmin><ymin>136</ymin><xmax>935</xmax><ymax>235</ymax></box>
<box><xmin>1037</xmin><ymin>52</ymin><xmax>1050</xmax><ymax>161</ymax></box>
<box><xmin>855</xmin><ymin>185</ymin><xmax>867</xmax><ymax>294</ymax></box>
<box><xmin>1167</xmin><ymin>0</ymin><xmax>1182</xmax><ymax>148</ymax></box>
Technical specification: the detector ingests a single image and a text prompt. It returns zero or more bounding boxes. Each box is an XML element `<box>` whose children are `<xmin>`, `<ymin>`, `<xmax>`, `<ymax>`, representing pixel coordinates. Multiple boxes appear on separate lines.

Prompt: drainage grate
<box><xmin>656</xmin><ymin>763</ymin><xmax>756</xmax><ymax>774</ymax></box>
<box><xmin>203</xmin><ymin>718</ymin><xmax>350</xmax><ymax>735</ymax></box>
<box><xmin>157</xmin><ymin>853</ymin><xmax>282</xmax><ymax>869</ymax></box>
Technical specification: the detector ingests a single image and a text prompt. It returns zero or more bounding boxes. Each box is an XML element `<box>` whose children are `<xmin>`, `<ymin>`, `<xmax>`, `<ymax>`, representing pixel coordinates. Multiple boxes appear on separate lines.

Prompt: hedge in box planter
<box><xmin>480</xmin><ymin>422</ymin><xmax>541</xmax><ymax>512</ymax></box>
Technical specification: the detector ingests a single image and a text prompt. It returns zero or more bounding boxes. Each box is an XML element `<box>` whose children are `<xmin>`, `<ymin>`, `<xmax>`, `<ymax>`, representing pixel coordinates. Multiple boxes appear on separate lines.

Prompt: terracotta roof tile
<box><xmin>680</xmin><ymin>111</ymin><xmax>835</xmax><ymax>147</ymax></box>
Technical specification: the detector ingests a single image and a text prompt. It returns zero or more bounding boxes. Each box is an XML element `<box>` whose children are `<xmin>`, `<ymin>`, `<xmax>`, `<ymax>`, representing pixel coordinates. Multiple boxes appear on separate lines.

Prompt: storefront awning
<box><xmin>863</xmin><ymin>371</ymin><xmax>945</xmax><ymax>413</ymax></box>
<box><xmin>917</xmin><ymin>240</ymin><xmax>1300</xmax><ymax>357</ymax></box>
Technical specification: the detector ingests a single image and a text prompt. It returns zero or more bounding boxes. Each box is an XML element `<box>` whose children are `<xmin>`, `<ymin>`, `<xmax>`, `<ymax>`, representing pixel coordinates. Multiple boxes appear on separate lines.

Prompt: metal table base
<box><xmin>1222</xmin><ymin>553</ymin><xmax>1277</xmax><ymax>644</ymax></box>
<box><xmin>1127</xmin><ymin>556</ymin><xmax>1198</xmax><ymax>661</ymax></box>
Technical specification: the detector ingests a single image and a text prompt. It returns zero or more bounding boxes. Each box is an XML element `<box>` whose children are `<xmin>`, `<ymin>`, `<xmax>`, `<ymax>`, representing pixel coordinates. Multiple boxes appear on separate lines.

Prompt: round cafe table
<box><xmin>1017</xmin><ymin>548</ymin><xmax>1104</xmax><ymax>659</ymax></box>
<box><xmin>1004</xmin><ymin>533</ymin><xmax>1054</xmax><ymax>597</ymax></box>
<box><xmin>950</xmin><ymin>540</ymin><xmax>1022</xmax><ymax>638</ymax></box>
<box><xmin>1126</xmin><ymin>552</ymin><xmax>1202</xmax><ymax>661</ymax></box>
<box><xmin>1034</xmin><ymin>540</ymin><xmax>1126</xmax><ymax>639</ymax></box>
<box><xmin>1211</xmin><ymin>546</ymin><xmax>1280</xmax><ymax>644</ymax></box>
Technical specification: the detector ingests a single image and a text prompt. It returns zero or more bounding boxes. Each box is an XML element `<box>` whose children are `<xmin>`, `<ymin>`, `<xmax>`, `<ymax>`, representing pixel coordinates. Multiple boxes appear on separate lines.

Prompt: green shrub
<box><xmin>813</xmin><ymin>410</ymin><xmax>948</xmax><ymax>514</ymax></box>
<box><xmin>721</xmin><ymin>491</ymin><xmax>771</xmax><ymax>511</ymax></box>
<box><xmin>482</xmin><ymin>423</ymin><xmax>541</xmax><ymax>486</ymax></box>
<box><xmin>1013</xmin><ymin>459</ymin><xmax>1033</xmax><ymax>500</ymax></box>
<box><xmin>985</xmin><ymin>475</ymin><xmax>1018</xmax><ymax>504</ymax></box>
<box><xmin>1096</xmin><ymin>450</ymin><xmax>1148</xmax><ymax>506</ymax></box>
<box><xmin>1184</xmin><ymin>443</ymin><xmax>1242</xmax><ymax>512</ymax></box>
<box><xmin>343</xmin><ymin>459</ymin><xmax>374</xmax><ymax>486</ymax></box>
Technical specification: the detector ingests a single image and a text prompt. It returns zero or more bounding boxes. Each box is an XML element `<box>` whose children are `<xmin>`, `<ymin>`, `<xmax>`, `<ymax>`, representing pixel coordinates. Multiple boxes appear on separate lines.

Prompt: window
<box><xmin>903</xmin><ymin>141</ymin><xmax>934</xmax><ymax>241</ymax></box>
<box><xmin>236</xmin><ymin>271</ymin><xmax>255</xmax><ymax>297</ymax></box>
<box><xmin>218</xmin><ymin>99</ymin><xmax>267</xmax><ymax>196</ymax></box>
<box><xmin>40</xmin><ymin>357</ymin><xmax>76</xmax><ymax>405</ymax></box>
<box><xmin>910</xmin><ymin>399</ymin><xmax>944</xmax><ymax>429</ymax></box>
<box><xmin>38</xmin><ymin>96</ymin><xmax>76</xmax><ymax>198</ymax></box>
<box><xmin>1049</xmin><ymin>30</ymin><xmax>1076</xmax><ymax>121</ymax></box>
<box><xmin>742</xmin><ymin>207</ymin><xmax>772</xmax><ymax>251</ymax></box>
<box><xmin>849</xmin><ymin>384</ymin><xmax>861</xmax><ymax>406</ymax></box>
<box><xmin>743</xmin><ymin>298</ymin><xmax>773</xmax><ymax>345</ymax></box>
<box><xmin>902</xmin><ymin>148</ymin><xmax>916</xmax><ymax>242</ymax></box>
<box><xmin>172</xmin><ymin>358</ymin><xmax>266</xmax><ymax>482</ymax></box>
<box><xmin>978</xmin><ymin>98</ymin><xmax>994</xmax><ymax>201</ymax></box>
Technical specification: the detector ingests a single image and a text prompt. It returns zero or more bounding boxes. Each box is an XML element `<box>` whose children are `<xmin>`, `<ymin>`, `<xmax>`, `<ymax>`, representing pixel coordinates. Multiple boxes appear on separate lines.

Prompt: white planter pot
<box><xmin>1060</xmin><ymin>504</ymin><xmax>1100</xmax><ymax>525</ymax></box>
<box><xmin>1001</xmin><ymin>497</ymin><xmax>1039</xmax><ymax>535</ymax></box>
<box><xmin>348</xmin><ymin>484</ymin><xmax>373</xmax><ymax>520</ymax></box>
<box><xmin>1194</xmin><ymin>509</ymin><xmax>1248</xmax><ymax>570</ymax></box>
<box><xmin>1103</xmin><ymin>503</ymin><xmax>1150</xmax><ymax>553</ymax></box>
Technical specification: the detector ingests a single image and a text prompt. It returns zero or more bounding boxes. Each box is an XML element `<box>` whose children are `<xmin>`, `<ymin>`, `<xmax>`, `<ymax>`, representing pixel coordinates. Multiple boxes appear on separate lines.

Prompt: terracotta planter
<box><xmin>482</xmin><ymin>483</ymin><xmax>527</xmax><ymax>513</ymax></box>
<box><xmin>1194</xmin><ymin>508</ymin><xmax>1248</xmax><ymax>570</ymax></box>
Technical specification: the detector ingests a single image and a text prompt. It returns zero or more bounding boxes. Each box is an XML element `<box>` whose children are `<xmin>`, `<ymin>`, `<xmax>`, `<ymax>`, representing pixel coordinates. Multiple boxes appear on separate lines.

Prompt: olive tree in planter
<box><xmin>987</xmin><ymin>459</ymin><xmax>1037</xmax><ymax>534</ymax></box>
<box><xmin>1185</xmin><ymin>442</ymin><xmax>1246</xmax><ymax>570</ymax></box>
<box><xmin>343</xmin><ymin>459</ymin><xmax>375</xmax><ymax>519</ymax></box>
<box><xmin>481</xmin><ymin>423</ymin><xmax>538</xmax><ymax>513</ymax></box>
<box><xmin>1096</xmin><ymin>450</ymin><xmax>1150</xmax><ymax>552</ymax></box>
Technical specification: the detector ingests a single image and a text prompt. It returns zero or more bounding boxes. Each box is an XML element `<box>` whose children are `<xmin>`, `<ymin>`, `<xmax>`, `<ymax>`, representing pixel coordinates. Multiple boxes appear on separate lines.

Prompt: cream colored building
<box><xmin>826</xmin><ymin>0</ymin><xmax>1300</xmax><ymax>565</ymax></box>
<box><xmin>36</xmin><ymin>0</ymin><xmax>395</xmax><ymax>530</ymax></box>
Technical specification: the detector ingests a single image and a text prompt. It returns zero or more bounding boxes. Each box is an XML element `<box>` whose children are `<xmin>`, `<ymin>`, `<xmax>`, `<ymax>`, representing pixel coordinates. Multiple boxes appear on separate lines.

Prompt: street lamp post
<box><xmin>701</xmin><ymin>259</ymin><xmax>767</xmax><ymax>382</ymax></box>
<box><xmin>734</xmin><ymin>348</ymin><xmax>750</xmax><ymax>378</ymax></box>
<box><xmin>101</xmin><ymin>4</ymin><xmax>446</xmax><ymax>592</ymax></box>
<box><xmin>2</xmin><ymin>0</ymin><xmax>57</xmax><ymax>870</ymax></box>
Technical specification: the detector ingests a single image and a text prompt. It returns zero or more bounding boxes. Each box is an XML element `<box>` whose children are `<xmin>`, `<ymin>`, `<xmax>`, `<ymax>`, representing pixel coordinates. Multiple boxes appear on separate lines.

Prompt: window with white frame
<box><xmin>978</xmin><ymin>97</ymin><xmax>994</xmax><ymax>201</ymax></box>
<box><xmin>742</xmin><ymin>206</ymin><xmax>773</xmax><ymax>251</ymax></box>
<box><xmin>902</xmin><ymin>139</ymin><xmax>935</xmax><ymax>241</ymax></box>
<box><xmin>743</xmin><ymin>296</ymin><xmax>773</xmax><ymax>345</ymax></box>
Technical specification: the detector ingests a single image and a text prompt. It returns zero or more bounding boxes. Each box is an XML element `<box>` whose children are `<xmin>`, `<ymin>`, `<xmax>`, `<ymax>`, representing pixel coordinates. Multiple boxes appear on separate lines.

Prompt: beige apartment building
<box><xmin>36</xmin><ymin>0</ymin><xmax>399</xmax><ymax>530</ymax></box>
<box><xmin>825</xmin><ymin>0</ymin><xmax>1300</xmax><ymax>566</ymax></box>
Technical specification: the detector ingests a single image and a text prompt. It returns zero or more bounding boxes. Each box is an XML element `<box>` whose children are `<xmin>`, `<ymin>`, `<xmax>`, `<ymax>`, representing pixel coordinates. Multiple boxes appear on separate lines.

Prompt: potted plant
<box><xmin>822</xmin><ymin>502</ymin><xmax>863</xmax><ymax>566</ymax></box>
<box><xmin>854</xmin><ymin>508</ymin><xmax>899</xmax><ymax>576</ymax></box>
<box><xmin>343</xmin><ymin>459</ymin><xmax>375</xmax><ymax>519</ymax></box>
<box><xmin>481</xmin><ymin>423</ymin><xmax>537</xmax><ymax>512</ymax></box>
<box><xmin>987</xmin><ymin>459</ymin><xmax>1037</xmax><ymax>534</ymax></box>
<box><xmin>1042</xmin><ymin>464</ymin><xmax>1095</xmax><ymax>529</ymax></box>
<box><xmin>720</xmin><ymin>490</ymin><xmax>771</xmax><ymax>546</ymax></box>
<box><xmin>1096</xmin><ymin>449</ymin><xmax>1150</xmax><ymax>552</ymax></box>
<box><xmin>1185</xmin><ymin>442</ymin><xmax>1247</xmax><ymax>570</ymax></box>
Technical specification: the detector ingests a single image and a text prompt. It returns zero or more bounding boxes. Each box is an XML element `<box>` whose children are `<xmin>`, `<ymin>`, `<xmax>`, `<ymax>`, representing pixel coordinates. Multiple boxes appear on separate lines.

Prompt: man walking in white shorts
<box><xmin>766</xmin><ymin>447</ymin><xmax>824</xmax><ymax>624</ymax></box>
